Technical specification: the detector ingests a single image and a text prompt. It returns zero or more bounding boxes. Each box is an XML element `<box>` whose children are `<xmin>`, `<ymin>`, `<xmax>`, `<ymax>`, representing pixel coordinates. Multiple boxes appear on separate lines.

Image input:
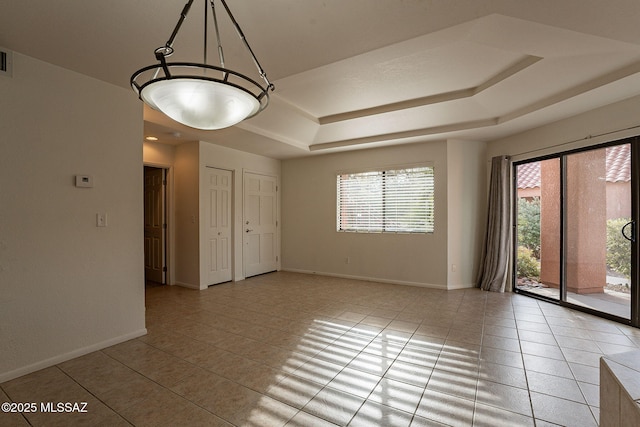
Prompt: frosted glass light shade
<box><xmin>140</xmin><ymin>78</ymin><xmax>260</xmax><ymax>130</ymax></box>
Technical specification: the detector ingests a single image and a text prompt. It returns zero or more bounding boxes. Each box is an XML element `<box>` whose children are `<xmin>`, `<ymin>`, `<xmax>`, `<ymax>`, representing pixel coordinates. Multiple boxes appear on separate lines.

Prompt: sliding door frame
<box><xmin>512</xmin><ymin>136</ymin><xmax>640</xmax><ymax>327</ymax></box>
<box><xmin>631</xmin><ymin>141</ymin><xmax>640</xmax><ymax>326</ymax></box>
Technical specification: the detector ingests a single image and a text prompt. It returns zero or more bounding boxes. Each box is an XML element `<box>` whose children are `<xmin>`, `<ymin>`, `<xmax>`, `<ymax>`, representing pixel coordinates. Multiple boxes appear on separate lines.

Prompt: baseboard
<box><xmin>447</xmin><ymin>282</ymin><xmax>478</xmax><ymax>290</ymax></box>
<box><xmin>0</xmin><ymin>328</ymin><xmax>147</xmax><ymax>383</ymax></box>
<box><xmin>281</xmin><ymin>268</ymin><xmax>447</xmax><ymax>290</ymax></box>
<box><xmin>174</xmin><ymin>281</ymin><xmax>199</xmax><ymax>290</ymax></box>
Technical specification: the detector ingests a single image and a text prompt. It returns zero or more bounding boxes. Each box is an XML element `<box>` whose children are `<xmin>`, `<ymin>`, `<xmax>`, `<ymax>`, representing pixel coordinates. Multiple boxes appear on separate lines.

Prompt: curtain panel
<box><xmin>477</xmin><ymin>155</ymin><xmax>511</xmax><ymax>292</ymax></box>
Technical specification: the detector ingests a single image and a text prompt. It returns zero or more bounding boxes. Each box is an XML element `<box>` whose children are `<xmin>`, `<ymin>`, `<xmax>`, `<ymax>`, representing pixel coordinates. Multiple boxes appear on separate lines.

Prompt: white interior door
<box><xmin>144</xmin><ymin>167</ymin><xmax>165</xmax><ymax>284</ymax></box>
<box><xmin>244</xmin><ymin>172</ymin><xmax>277</xmax><ymax>278</ymax></box>
<box><xmin>204</xmin><ymin>167</ymin><xmax>232</xmax><ymax>285</ymax></box>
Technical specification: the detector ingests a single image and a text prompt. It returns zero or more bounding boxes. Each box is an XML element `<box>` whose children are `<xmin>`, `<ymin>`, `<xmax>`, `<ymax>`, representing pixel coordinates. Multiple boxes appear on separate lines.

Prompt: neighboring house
<box><xmin>516</xmin><ymin>144</ymin><xmax>631</xmax><ymax>220</ymax></box>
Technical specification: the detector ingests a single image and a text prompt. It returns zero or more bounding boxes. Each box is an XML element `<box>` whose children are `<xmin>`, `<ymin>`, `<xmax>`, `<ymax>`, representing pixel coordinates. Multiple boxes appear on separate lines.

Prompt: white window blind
<box><xmin>337</xmin><ymin>166</ymin><xmax>434</xmax><ymax>233</ymax></box>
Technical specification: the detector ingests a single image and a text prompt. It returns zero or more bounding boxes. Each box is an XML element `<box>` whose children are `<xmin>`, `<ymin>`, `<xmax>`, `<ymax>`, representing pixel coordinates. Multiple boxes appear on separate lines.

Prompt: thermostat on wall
<box><xmin>75</xmin><ymin>175</ymin><xmax>93</xmax><ymax>188</ymax></box>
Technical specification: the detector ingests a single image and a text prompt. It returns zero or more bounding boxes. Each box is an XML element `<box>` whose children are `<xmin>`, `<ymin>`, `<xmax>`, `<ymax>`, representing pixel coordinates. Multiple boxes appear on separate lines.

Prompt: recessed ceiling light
<box><xmin>145</xmin><ymin>136</ymin><xmax>159</xmax><ymax>141</ymax></box>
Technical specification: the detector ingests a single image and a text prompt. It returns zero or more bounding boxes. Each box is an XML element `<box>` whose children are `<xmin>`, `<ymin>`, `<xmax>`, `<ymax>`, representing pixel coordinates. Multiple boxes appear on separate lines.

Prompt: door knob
<box><xmin>246</xmin><ymin>229</ymin><xmax>253</xmax><ymax>233</ymax></box>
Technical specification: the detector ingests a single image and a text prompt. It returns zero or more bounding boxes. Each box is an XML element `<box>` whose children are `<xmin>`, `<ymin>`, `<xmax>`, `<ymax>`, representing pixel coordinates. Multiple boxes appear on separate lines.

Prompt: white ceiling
<box><xmin>2</xmin><ymin>0</ymin><xmax>640</xmax><ymax>159</ymax></box>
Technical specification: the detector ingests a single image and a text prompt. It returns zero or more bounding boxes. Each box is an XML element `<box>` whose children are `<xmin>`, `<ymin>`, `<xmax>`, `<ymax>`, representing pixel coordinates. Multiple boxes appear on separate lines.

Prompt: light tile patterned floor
<box><xmin>3</xmin><ymin>271</ymin><xmax>640</xmax><ymax>426</ymax></box>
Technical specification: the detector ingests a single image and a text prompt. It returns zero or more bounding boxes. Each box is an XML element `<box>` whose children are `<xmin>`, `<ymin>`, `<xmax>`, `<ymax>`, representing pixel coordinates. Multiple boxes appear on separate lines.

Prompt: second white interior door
<box><xmin>244</xmin><ymin>172</ymin><xmax>277</xmax><ymax>278</ymax></box>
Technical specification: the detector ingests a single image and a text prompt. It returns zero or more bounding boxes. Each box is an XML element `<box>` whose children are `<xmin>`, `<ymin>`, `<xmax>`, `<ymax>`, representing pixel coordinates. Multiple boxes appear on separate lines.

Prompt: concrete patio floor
<box><xmin>516</xmin><ymin>280</ymin><xmax>631</xmax><ymax>320</ymax></box>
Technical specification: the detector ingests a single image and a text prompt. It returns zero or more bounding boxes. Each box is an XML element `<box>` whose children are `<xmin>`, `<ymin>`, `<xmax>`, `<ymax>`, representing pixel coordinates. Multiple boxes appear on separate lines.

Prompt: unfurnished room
<box><xmin>3</xmin><ymin>1</ymin><xmax>640</xmax><ymax>426</ymax></box>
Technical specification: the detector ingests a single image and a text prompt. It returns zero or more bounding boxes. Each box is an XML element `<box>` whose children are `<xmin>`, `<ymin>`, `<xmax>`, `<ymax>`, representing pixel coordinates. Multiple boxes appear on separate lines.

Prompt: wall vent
<box><xmin>0</xmin><ymin>48</ymin><xmax>13</xmax><ymax>78</ymax></box>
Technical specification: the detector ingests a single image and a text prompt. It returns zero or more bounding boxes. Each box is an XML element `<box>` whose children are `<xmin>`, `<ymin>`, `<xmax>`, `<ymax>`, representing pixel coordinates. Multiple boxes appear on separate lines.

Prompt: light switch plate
<box><xmin>96</xmin><ymin>213</ymin><xmax>108</xmax><ymax>227</ymax></box>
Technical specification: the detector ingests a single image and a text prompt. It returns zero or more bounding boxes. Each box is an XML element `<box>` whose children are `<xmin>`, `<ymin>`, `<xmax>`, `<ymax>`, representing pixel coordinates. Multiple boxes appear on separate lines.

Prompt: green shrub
<box><xmin>517</xmin><ymin>197</ymin><xmax>541</xmax><ymax>259</ymax></box>
<box><xmin>606</xmin><ymin>218</ymin><xmax>631</xmax><ymax>278</ymax></box>
<box><xmin>517</xmin><ymin>246</ymin><xmax>540</xmax><ymax>280</ymax></box>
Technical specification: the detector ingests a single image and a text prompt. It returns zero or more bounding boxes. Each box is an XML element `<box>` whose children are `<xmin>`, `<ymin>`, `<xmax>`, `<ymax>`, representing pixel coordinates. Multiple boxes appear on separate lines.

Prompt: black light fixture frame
<box><xmin>131</xmin><ymin>0</ymin><xmax>274</xmax><ymax>121</ymax></box>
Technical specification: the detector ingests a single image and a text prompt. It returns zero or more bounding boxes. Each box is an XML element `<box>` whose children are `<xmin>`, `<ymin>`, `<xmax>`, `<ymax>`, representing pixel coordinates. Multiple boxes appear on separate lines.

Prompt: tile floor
<box><xmin>3</xmin><ymin>271</ymin><xmax>640</xmax><ymax>426</ymax></box>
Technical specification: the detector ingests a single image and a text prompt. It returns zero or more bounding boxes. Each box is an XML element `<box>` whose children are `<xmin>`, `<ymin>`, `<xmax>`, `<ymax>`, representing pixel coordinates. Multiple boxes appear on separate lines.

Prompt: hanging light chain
<box><xmin>218</xmin><ymin>0</ymin><xmax>274</xmax><ymax>90</ymax></box>
<box><xmin>155</xmin><ymin>0</ymin><xmax>273</xmax><ymax>90</ymax></box>
<box><xmin>159</xmin><ymin>0</ymin><xmax>195</xmax><ymax>58</ymax></box>
<box><xmin>210</xmin><ymin>0</ymin><xmax>225</xmax><ymax>69</ymax></box>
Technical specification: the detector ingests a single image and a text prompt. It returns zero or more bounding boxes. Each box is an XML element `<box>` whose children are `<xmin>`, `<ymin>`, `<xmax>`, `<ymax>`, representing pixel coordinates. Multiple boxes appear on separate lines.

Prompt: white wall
<box><xmin>143</xmin><ymin>141</ymin><xmax>176</xmax><ymax>166</ymax></box>
<box><xmin>0</xmin><ymin>53</ymin><xmax>146</xmax><ymax>382</ymax></box>
<box><xmin>447</xmin><ymin>140</ymin><xmax>487</xmax><ymax>289</ymax></box>
<box><xmin>174</xmin><ymin>142</ymin><xmax>200</xmax><ymax>288</ymax></box>
<box><xmin>282</xmin><ymin>142</ymin><xmax>449</xmax><ymax>288</ymax></box>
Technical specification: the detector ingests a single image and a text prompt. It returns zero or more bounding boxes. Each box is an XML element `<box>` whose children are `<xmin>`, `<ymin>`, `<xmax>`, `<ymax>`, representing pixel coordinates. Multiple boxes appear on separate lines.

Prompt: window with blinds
<box><xmin>336</xmin><ymin>166</ymin><xmax>434</xmax><ymax>233</ymax></box>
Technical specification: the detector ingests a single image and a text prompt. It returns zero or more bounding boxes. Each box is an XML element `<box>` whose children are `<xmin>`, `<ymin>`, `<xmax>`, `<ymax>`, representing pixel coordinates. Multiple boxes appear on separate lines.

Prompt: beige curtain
<box><xmin>477</xmin><ymin>155</ymin><xmax>511</xmax><ymax>292</ymax></box>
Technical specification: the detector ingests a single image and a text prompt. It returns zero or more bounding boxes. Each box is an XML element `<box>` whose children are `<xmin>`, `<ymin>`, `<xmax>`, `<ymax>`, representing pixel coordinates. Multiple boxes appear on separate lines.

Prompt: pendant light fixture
<box><xmin>131</xmin><ymin>0</ymin><xmax>274</xmax><ymax>130</ymax></box>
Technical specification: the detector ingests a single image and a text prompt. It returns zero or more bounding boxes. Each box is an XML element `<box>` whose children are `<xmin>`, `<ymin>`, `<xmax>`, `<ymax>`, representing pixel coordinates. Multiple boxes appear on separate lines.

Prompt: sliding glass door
<box><xmin>514</xmin><ymin>138</ymin><xmax>639</xmax><ymax>325</ymax></box>
<box><xmin>515</xmin><ymin>158</ymin><xmax>561</xmax><ymax>301</ymax></box>
<box><xmin>565</xmin><ymin>145</ymin><xmax>632</xmax><ymax>319</ymax></box>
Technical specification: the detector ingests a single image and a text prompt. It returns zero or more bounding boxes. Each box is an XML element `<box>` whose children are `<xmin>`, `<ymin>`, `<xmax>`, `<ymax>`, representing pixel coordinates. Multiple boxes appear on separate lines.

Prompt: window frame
<box><xmin>336</xmin><ymin>163</ymin><xmax>435</xmax><ymax>234</ymax></box>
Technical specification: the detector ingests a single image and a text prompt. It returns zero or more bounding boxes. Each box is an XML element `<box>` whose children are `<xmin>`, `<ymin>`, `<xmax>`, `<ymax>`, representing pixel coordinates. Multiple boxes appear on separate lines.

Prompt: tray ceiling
<box><xmin>2</xmin><ymin>1</ymin><xmax>640</xmax><ymax>158</ymax></box>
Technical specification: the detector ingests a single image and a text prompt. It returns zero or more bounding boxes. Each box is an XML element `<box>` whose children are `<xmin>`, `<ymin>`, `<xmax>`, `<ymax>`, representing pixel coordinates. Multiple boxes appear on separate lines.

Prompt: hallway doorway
<box><xmin>144</xmin><ymin>166</ymin><xmax>167</xmax><ymax>287</ymax></box>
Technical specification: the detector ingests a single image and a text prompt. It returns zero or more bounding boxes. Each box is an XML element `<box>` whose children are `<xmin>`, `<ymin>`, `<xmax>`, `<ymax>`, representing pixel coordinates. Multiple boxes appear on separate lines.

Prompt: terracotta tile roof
<box><xmin>606</xmin><ymin>144</ymin><xmax>631</xmax><ymax>183</ymax></box>
<box><xmin>516</xmin><ymin>161</ymin><xmax>540</xmax><ymax>189</ymax></box>
<box><xmin>516</xmin><ymin>144</ymin><xmax>630</xmax><ymax>189</ymax></box>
